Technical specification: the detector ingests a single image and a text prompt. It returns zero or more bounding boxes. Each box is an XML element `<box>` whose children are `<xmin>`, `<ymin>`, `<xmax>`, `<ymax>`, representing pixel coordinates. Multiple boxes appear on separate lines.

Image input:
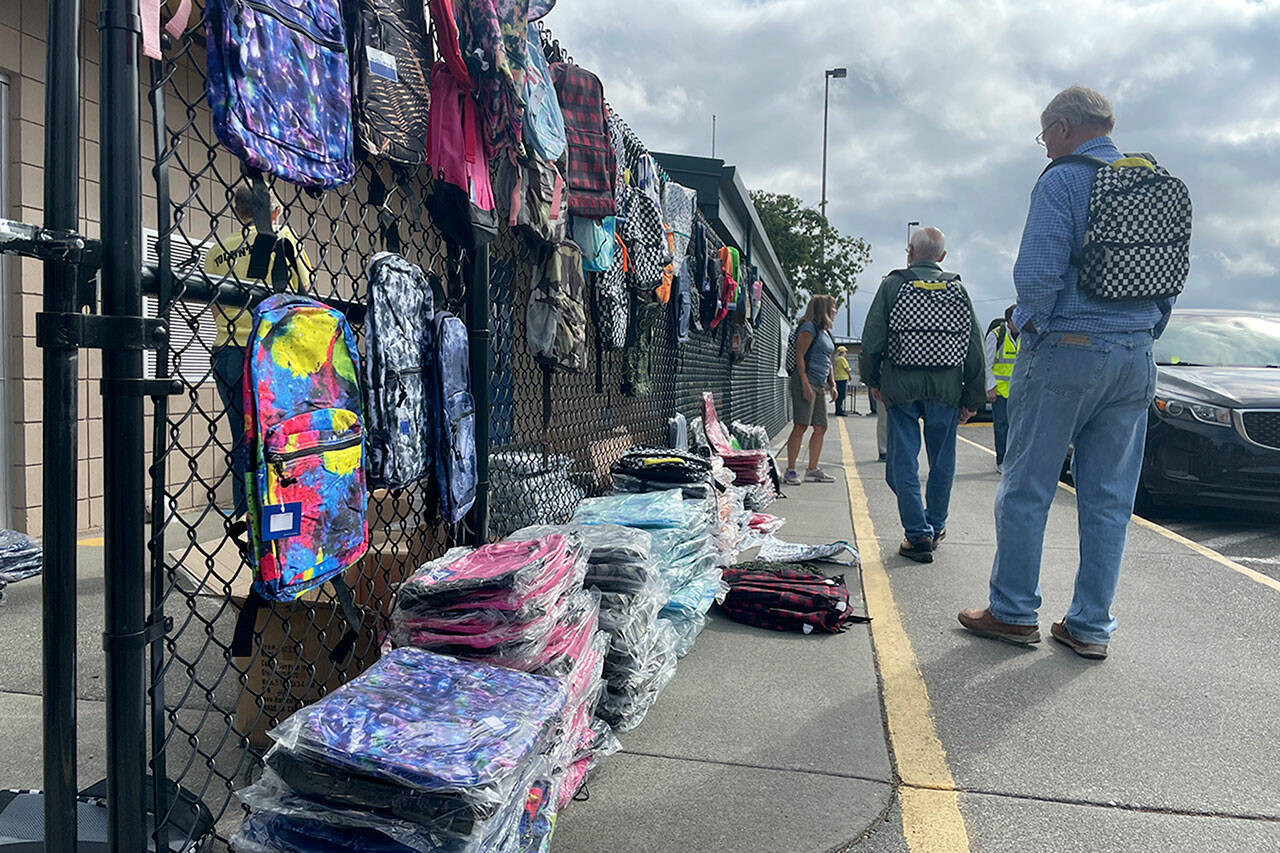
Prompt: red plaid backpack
<box><xmin>720</xmin><ymin>564</ymin><xmax>868</xmax><ymax>634</ymax></box>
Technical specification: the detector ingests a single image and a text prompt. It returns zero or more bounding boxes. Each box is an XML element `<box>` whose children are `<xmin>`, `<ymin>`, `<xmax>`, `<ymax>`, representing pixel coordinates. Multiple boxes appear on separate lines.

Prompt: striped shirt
<box><xmin>1011</xmin><ymin>136</ymin><xmax>1174</xmax><ymax>339</ymax></box>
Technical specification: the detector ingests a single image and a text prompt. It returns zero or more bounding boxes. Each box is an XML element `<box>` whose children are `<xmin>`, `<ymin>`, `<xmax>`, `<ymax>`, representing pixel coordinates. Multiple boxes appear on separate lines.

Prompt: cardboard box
<box><xmin>168</xmin><ymin>517</ymin><xmax>443</xmax><ymax>748</ymax></box>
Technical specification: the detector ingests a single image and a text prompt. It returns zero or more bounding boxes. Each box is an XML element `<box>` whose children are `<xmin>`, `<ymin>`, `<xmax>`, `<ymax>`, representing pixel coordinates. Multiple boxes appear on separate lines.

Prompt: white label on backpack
<box><xmin>479</xmin><ymin>715</ymin><xmax>506</xmax><ymax>733</ymax></box>
<box><xmin>835</xmin><ymin>600</ymin><xmax>848</xmax><ymax>612</ymax></box>
<box><xmin>262</xmin><ymin>502</ymin><xmax>302</xmax><ymax>541</ymax></box>
<box><xmin>366</xmin><ymin>47</ymin><xmax>398</xmax><ymax>82</ymax></box>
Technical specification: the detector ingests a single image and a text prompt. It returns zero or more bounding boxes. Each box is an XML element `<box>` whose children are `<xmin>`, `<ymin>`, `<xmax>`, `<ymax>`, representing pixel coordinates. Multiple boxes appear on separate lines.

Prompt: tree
<box><xmin>750</xmin><ymin>190</ymin><xmax>872</xmax><ymax>313</ymax></box>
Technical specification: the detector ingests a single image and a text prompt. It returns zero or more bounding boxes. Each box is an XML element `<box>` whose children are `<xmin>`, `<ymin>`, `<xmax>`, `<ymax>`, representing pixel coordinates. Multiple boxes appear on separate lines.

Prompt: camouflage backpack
<box><xmin>528</xmin><ymin>241</ymin><xmax>588</xmax><ymax>373</ymax></box>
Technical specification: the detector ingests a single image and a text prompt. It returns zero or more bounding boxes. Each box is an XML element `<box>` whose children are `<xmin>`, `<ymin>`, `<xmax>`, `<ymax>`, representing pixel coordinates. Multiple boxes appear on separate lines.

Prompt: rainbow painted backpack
<box><xmin>242</xmin><ymin>294</ymin><xmax>369</xmax><ymax>601</ymax></box>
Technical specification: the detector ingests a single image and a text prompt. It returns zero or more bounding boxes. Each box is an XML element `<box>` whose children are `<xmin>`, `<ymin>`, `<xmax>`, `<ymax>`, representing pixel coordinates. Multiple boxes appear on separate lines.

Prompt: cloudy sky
<box><xmin>543</xmin><ymin>0</ymin><xmax>1280</xmax><ymax>336</ymax></box>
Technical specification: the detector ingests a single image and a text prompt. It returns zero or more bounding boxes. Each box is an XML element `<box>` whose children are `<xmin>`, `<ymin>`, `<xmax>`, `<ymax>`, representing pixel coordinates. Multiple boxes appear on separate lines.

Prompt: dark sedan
<box><xmin>1139</xmin><ymin>310</ymin><xmax>1280</xmax><ymax>511</ymax></box>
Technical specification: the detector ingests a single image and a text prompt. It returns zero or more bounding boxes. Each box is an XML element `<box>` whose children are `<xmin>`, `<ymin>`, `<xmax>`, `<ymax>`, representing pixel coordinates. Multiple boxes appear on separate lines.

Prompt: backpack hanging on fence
<box><xmin>672</xmin><ymin>256</ymin><xmax>693</xmax><ymax>345</ymax></box>
<box><xmin>1043</xmin><ymin>153</ymin><xmax>1192</xmax><ymax>301</ymax></box>
<box><xmin>661</xmin><ymin>181</ymin><xmax>697</xmax><ymax>263</ymax></box>
<box><xmin>522</xmin><ymin>22</ymin><xmax>566</xmax><ymax>161</ymax></box>
<box><xmin>886</xmin><ymin>269</ymin><xmax>973</xmax><ymax>368</ymax></box>
<box><xmin>453</xmin><ymin>0</ymin><xmax>530</xmax><ymax>155</ymax></box>
<box><xmin>594</xmin><ymin>232</ymin><xmax>630</xmax><ymax>351</ymax></box>
<box><xmin>347</xmin><ymin>0</ymin><xmax>433</xmax><ymax>166</ymax></box>
<box><xmin>621</xmin><ymin>292</ymin><xmax>662</xmax><ymax>397</ymax></box>
<box><xmin>572</xmin><ymin>215</ymin><xmax>616</xmax><ymax>272</ymax></box>
<box><xmin>243</xmin><ymin>294</ymin><xmax>368</xmax><ymax>601</ymax></box>
<box><xmin>426</xmin><ymin>61</ymin><xmax>499</xmax><ymax>249</ymax></box>
<box><xmin>495</xmin><ymin>150</ymin><xmax>569</xmax><ymax>250</ymax></box>
<box><xmin>427</xmin><ymin>309</ymin><xmax>478</xmax><ymax>523</ymax></box>
<box><xmin>364</xmin><ymin>252</ymin><xmax>434</xmax><ymax>488</ymax></box>
<box><xmin>528</xmin><ymin>241</ymin><xmax>588</xmax><ymax>373</ymax></box>
<box><xmin>551</xmin><ymin>63</ymin><xmax>617</xmax><ymax>217</ymax></box>
<box><xmin>205</xmin><ymin>0</ymin><xmax>355</xmax><ymax>189</ymax></box>
<box><xmin>720</xmin><ymin>564</ymin><xmax>867</xmax><ymax>634</ymax></box>
<box><xmin>620</xmin><ymin>186</ymin><xmax>671</xmax><ymax>303</ymax></box>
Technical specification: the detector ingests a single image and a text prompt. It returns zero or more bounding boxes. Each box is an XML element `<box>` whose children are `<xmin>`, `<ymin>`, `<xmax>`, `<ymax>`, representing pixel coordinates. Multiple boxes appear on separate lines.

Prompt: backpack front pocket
<box><xmin>441</xmin><ymin>389</ymin><xmax>477</xmax><ymax>520</ymax></box>
<box><xmin>261</xmin><ymin>407</ymin><xmax>367</xmax><ymax>597</ymax></box>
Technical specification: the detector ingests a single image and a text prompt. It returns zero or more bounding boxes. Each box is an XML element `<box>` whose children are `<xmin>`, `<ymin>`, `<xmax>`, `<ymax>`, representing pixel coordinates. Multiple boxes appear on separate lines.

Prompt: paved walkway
<box><xmin>4</xmin><ymin>413</ymin><xmax>1279</xmax><ymax>851</ymax></box>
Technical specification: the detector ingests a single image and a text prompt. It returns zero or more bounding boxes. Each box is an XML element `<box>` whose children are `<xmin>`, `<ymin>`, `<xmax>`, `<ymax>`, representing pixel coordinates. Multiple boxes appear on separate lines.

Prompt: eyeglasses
<box><xmin>1035</xmin><ymin>118</ymin><xmax>1064</xmax><ymax>148</ymax></box>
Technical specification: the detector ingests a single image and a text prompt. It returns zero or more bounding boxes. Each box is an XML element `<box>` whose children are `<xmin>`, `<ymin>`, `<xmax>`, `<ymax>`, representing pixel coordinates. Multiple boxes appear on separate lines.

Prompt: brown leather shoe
<box><xmin>1050</xmin><ymin>621</ymin><xmax>1108</xmax><ymax>660</ymax></box>
<box><xmin>957</xmin><ymin>608</ymin><xmax>1041</xmax><ymax>645</ymax></box>
<box><xmin>898</xmin><ymin>538</ymin><xmax>934</xmax><ymax>563</ymax></box>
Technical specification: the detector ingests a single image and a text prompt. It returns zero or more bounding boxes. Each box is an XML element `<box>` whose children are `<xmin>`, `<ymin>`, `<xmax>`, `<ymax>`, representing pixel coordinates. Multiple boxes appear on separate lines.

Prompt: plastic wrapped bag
<box><xmin>754</xmin><ymin>536</ymin><xmax>857</xmax><ymax>565</ymax></box>
<box><xmin>572</xmin><ymin>489</ymin><xmax>687</xmax><ymax>528</ymax></box>
<box><xmin>267</xmin><ymin>648</ymin><xmax>566</xmax><ymax>815</ymax></box>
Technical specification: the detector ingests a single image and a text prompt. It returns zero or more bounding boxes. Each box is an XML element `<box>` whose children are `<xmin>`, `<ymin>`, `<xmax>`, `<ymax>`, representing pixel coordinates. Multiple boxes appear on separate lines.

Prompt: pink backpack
<box><xmin>426</xmin><ymin>62</ymin><xmax>498</xmax><ymax>248</ymax></box>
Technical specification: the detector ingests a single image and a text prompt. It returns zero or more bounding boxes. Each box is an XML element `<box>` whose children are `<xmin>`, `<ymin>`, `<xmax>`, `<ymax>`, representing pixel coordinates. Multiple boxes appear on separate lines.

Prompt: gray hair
<box><xmin>909</xmin><ymin>226</ymin><xmax>946</xmax><ymax>262</ymax></box>
<box><xmin>1042</xmin><ymin>86</ymin><xmax>1115</xmax><ymax>135</ymax></box>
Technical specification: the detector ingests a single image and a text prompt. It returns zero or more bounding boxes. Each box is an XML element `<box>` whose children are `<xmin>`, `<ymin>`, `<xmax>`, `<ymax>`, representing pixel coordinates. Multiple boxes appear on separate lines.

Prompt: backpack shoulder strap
<box><xmin>1040</xmin><ymin>154</ymin><xmax>1110</xmax><ymax>177</ymax></box>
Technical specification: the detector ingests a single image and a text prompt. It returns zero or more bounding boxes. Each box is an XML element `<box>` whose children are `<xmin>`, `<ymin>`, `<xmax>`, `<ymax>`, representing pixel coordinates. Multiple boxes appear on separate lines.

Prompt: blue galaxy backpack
<box><xmin>427</xmin><ymin>311</ymin><xmax>478</xmax><ymax>523</ymax></box>
<box><xmin>205</xmin><ymin>0</ymin><xmax>356</xmax><ymax>188</ymax></box>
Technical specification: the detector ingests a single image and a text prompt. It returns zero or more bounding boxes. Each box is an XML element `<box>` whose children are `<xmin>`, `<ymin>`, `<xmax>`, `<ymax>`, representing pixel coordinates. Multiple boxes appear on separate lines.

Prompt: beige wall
<box><xmin>2</xmin><ymin>0</ymin><xmax>237</xmax><ymax>535</ymax></box>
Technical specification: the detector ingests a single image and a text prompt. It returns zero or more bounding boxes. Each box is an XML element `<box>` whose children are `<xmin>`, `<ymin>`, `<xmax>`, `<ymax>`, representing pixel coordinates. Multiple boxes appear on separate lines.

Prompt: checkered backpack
<box><xmin>886</xmin><ymin>270</ymin><xmax>972</xmax><ymax>369</ymax></box>
<box><xmin>1045</xmin><ymin>153</ymin><xmax>1191</xmax><ymax>301</ymax></box>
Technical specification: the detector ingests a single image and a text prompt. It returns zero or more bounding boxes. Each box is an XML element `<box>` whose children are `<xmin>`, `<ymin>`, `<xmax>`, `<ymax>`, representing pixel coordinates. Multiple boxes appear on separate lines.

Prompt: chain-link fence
<box><xmin>109</xmin><ymin>14</ymin><xmax>794</xmax><ymax>849</ymax></box>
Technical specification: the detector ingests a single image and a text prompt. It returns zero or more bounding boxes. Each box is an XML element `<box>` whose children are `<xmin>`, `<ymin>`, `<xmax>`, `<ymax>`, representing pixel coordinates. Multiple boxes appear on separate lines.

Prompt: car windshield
<box><xmin>1153</xmin><ymin>314</ymin><xmax>1280</xmax><ymax>368</ymax></box>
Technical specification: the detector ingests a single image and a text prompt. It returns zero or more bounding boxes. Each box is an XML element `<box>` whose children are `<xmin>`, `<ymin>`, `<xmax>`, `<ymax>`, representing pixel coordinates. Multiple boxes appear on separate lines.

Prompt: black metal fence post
<box><xmin>98</xmin><ymin>0</ymin><xmax>149</xmax><ymax>848</ymax></box>
<box><xmin>468</xmin><ymin>246</ymin><xmax>492</xmax><ymax>544</ymax></box>
<box><xmin>40</xmin><ymin>0</ymin><xmax>83</xmax><ymax>848</ymax></box>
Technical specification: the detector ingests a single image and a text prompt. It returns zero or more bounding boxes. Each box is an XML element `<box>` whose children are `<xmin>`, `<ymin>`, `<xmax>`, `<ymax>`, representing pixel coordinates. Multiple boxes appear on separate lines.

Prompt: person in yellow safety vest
<box><xmin>204</xmin><ymin>186</ymin><xmax>312</xmax><ymax>517</ymax></box>
<box><xmin>984</xmin><ymin>304</ymin><xmax>1020</xmax><ymax>472</ymax></box>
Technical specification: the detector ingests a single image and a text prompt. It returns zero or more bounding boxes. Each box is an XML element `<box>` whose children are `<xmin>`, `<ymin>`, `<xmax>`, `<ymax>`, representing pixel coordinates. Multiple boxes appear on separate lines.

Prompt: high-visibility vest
<box><xmin>992</xmin><ymin>327</ymin><xmax>1018</xmax><ymax>398</ymax></box>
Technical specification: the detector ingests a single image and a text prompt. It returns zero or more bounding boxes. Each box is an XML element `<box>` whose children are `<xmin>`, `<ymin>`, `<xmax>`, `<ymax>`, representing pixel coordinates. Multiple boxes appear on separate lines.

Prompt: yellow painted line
<box><xmin>837</xmin><ymin>418</ymin><xmax>970</xmax><ymax>852</ymax></box>
<box><xmin>955</xmin><ymin>433</ymin><xmax>1280</xmax><ymax>595</ymax></box>
<box><xmin>78</xmin><ymin>536</ymin><xmax>105</xmax><ymax>547</ymax></box>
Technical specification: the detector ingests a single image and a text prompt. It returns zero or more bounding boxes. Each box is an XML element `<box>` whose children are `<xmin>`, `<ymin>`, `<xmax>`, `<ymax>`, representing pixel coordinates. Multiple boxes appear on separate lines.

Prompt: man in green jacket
<box><xmin>861</xmin><ymin>226</ymin><xmax>986</xmax><ymax>563</ymax></box>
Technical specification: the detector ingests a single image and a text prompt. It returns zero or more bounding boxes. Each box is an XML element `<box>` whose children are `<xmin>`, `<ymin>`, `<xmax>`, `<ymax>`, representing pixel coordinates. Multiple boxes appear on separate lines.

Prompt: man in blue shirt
<box><xmin>959</xmin><ymin>86</ymin><xmax>1175</xmax><ymax>660</ymax></box>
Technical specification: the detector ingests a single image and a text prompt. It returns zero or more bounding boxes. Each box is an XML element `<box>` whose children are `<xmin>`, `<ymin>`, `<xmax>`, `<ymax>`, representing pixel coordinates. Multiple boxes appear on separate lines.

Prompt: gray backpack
<box><xmin>364</xmin><ymin>252</ymin><xmax>433</xmax><ymax>488</ymax></box>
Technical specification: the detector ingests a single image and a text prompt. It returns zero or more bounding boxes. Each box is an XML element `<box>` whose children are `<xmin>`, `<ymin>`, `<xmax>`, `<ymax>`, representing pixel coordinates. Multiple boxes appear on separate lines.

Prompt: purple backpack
<box><xmin>205</xmin><ymin>0</ymin><xmax>356</xmax><ymax>189</ymax></box>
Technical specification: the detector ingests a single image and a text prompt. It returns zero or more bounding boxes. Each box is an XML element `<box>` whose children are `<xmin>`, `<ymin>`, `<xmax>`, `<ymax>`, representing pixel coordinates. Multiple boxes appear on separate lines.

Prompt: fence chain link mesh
<box><xmin>137</xmin><ymin>18</ymin><xmax>788</xmax><ymax>847</ymax></box>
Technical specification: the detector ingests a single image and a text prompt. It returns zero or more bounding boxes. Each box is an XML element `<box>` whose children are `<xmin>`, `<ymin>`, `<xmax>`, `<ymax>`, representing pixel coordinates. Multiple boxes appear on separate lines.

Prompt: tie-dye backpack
<box><xmin>205</xmin><ymin>0</ymin><xmax>356</xmax><ymax>189</ymax></box>
<box><xmin>242</xmin><ymin>294</ymin><xmax>369</xmax><ymax>601</ymax></box>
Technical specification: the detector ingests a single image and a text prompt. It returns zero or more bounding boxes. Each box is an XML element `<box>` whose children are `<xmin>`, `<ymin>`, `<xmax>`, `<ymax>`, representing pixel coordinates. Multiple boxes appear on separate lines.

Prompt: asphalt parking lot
<box><xmin>953</xmin><ymin>420</ymin><xmax>1280</xmax><ymax>582</ymax></box>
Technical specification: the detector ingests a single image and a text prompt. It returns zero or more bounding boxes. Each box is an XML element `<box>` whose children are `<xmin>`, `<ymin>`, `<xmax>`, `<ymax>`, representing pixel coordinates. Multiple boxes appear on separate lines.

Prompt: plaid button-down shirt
<box><xmin>1012</xmin><ymin>136</ymin><xmax>1175</xmax><ymax>339</ymax></box>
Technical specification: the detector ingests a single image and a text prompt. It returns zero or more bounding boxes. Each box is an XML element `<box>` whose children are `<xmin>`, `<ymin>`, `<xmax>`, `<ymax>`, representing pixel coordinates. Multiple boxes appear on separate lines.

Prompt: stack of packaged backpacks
<box><xmin>565</xmin><ymin>523</ymin><xmax>676</xmax><ymax>732</ymax></box>
<box><xmin>699</xmin><ymin>394</ymin><xmax>778</xmax><ymax>510</ymax></box>
<box><xmin>389</xmin><ymin>534</ymin><xmax>611</xmax><ymax>807</ymax></box>
<box><xmin>230</xmin><ymin>647</ymin><xmax>566</xmax><ymax>852</ymax></box>
<box><xmin>487</xmin><ymin>452</ymin><xmax>584</xmax><ymax>537</ymax></box>
<box><xmin>573</xmin><ymin>489</ymin><xmax>724</xmax><ymax>659</ymax></box>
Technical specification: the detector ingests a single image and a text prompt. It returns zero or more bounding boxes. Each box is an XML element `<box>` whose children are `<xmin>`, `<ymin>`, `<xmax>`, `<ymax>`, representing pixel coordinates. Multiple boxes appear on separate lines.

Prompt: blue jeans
<box><xmin>992</xmin><ymin>395</ymin><xmax>1010</xmax><ymax>464</ymax></box>
<box><xmin>988</xmin><ymin>330</ymin><xmax>1156</xmax><ymax>644</ymax></box>
<box><xmin>885</xmin><ymin>400</ymin><xmax>959</xmax><ymax>542</ymax></box>
<box><xmin>835</xmin><ymin>380</ymin><xmax>848</xmax><ymax>414</ymax></box>
<box><xmin>212</xmin><ymin>345</ymin><xmax>248</xmax><ymax>517</ymax></box>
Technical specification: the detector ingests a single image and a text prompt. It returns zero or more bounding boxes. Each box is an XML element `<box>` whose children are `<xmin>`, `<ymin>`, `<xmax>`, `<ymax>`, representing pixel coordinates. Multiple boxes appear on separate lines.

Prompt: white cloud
<box><xmin>539</xmin><ymin>0</ymin><xmax>1280</xmax><ymax>331</ymax></box>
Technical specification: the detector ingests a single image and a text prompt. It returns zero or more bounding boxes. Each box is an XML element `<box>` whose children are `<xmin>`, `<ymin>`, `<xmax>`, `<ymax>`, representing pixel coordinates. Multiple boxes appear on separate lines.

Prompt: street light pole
<box><xmin>907</xmin><ymin>220</ymin><xmax>920</xmax><ymax>253</ymax></box>
<box><xmin>820</xmin><ymin>67</ymin><xmax>847</xmax><ymax>222</ymax></box>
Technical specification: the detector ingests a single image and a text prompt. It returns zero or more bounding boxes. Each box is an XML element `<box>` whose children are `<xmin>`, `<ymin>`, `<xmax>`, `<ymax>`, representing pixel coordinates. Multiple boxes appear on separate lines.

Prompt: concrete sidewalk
<box><xmin>841</xmin><ymin>415</ymin><xmax>1280</xmax><ymax>852</ymax></box>
<box><xmin>555</xmin><ymin>433</ymin><xmax>893</xmax><ymax>853</ymax></box>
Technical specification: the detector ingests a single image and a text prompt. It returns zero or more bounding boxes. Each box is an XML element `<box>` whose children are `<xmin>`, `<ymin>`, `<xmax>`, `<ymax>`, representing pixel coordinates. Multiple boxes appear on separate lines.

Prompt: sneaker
<box><xmin>957</xmin><ymin>608</ymin><xmax>1041</xmax><ymax>645</ymax></box>
<box><xmin>1050</xmin><ymin>621</ymin><xmax>1108</xmax><ymax>660</ymax></box>
<box><xmin>932</xmin><ymin>528</ymin><xmax>947</xmax><ymax>549</ymax></box>
<box><xmin>784</xmin><ymin>469</ymin><xmax>802</xmax><ymax>486</ymax></box>
<box><xmin>804</xmin><ymin>468</ymin><xmax>836</xmax><ymax>483</ymax></box>
<box><xmin>898</xmin><ymin>538</ymin><xmax>934</xmax><ymax>563</ymax></box>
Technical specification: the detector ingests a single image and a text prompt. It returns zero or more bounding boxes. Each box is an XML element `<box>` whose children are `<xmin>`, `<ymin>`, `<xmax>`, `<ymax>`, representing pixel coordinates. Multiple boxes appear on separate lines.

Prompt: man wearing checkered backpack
<box><xmin>861</xmin><ymin>227</ymin><xmax>986</xmax><ymax>564</ymax></box>
<box><xmin>959</xmin><ymin>86</ymin><xmax>1188</xmax><ymax>660</ymax></box>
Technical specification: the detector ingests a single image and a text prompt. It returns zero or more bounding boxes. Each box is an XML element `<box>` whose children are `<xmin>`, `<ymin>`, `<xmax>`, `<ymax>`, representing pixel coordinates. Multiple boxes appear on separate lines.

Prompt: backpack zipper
<box><xmin>237</xmin><ymin>0</ymin><xmax>346</xmax><ymax>52</ymax></box>
<box><xmin>266</xmin><ymin>433</ymin><xmax>362</xmax><ymax>465</ymax></box>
